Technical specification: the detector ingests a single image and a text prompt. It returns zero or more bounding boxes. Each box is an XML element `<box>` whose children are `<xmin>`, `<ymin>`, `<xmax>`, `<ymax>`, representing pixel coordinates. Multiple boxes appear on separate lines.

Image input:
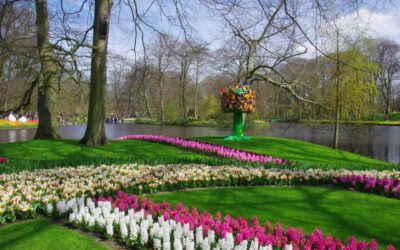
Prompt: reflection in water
<box><xmin>8</xmin><ymin>130</ymin><xmax>17</xmax><ymax>142</ymax></box>
<box><xmin>20</xmin><ymin>130</ymin><xmax>27</xmax><ymax>141</ymax></box>
<box><xmin>0</xmin><ymin>123</ymin><xmax>399</xmax><ymax>164</ymax></box>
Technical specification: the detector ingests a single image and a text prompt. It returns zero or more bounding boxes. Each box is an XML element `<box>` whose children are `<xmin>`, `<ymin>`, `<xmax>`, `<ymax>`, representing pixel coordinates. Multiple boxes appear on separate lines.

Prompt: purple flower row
<box><xmin>333</xmin><ymin>174</ymin><xmax>400</xmax><ymax>198</ymax></box>
<box><xmin>114</xmin><ymin>135</ymin><xmax>287</xmax><ymax>165</ymax></box>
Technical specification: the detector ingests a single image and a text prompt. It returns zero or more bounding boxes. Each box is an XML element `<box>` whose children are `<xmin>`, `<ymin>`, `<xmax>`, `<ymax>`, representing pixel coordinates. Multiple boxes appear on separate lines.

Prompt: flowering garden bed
<box><xmin>48</xmin><ymin>190</ymin><xmax>393</xmax><ymax>250</ymax></box>
<box><xmin>0</xmin><ymin>119</ymin><xmax>38</xmax><ymax>130</ymax></box>
<box><xmin>114</xmin><ymin>135</ymin><xmax>287</xmax><ymax>164</ymax></box>
<box><xmin>1</xmin><ymin>163</ymin><xmax>399</xmax><ymax>249</ymax></box>
<box><xmin>1</xmin><ymin>136</ymin><xmax>399</xmax><ymax>249</ymax></box>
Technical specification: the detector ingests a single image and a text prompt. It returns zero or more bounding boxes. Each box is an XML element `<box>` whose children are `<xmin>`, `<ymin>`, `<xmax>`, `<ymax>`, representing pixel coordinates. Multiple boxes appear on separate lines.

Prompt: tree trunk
<box><xmin>80</xmin><ymin>0</ymin><xmax>112</xmax><ymax>146</ymax></box>
<box><xmin>182</xmin><ymin>76</ymin><xmax>187</xmax><ymax>120</ymax></box>
<box><xmin>141</xmin><ymin>66</ymin><xmax>152</xmax><ymax>118</ymax></box>
<box><xmin>333</xmin><ymin>31</ymin><xmax>340</xmax><ymax>149</ymax></box>
<box><xmin>194</xmin><ymin>61</ymin><xmax>200</xmax><ymax>120</ymax></box>
<box><xmin>158</xmin><ymin>73</ymin><xmax>164</xmax><ymax>121</ymax></box>
<box><xmin>180</xmin><ymin>68</ymin><xmax>187</xmax><ymax>120</ymax></box>
<box><xmin>34</xmin><ymin>0</ymin><xmax>60</xmax><ymax>139</ymax></box>
<box><xmin>386</xmin><ymin>80</ymin><xmax>392</xmax><ymax>114</ymax></box>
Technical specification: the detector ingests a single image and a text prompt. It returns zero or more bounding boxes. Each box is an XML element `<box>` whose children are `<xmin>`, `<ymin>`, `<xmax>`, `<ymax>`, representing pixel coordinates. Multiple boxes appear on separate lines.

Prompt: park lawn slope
<box><xmin>149</xmin><ymin>186</ymin><xmax>400</xmax><ymax>248</ymax></box>
<box><xmin>0</xmin><ymin>139</ymin><xmax>212</xmax><ymax>160</ymax></box>
<box><xmin>194</xmin><ymin>137</ymin><xmax>392</xmax><ymax>166</ymax></box>
<box><xmin>0</xmin><ymin>139</ymin><xmax>220</xmax><ymax>173</ymax></box>
<box><xmin>0</xmin><ymin>139</ymin><xmax>211</xmax><ymax>161</ymax></box>
<box><xmin>0</xmin><ymin>217</ymin><xmax>107</xmax><ymax>250</ymax></box>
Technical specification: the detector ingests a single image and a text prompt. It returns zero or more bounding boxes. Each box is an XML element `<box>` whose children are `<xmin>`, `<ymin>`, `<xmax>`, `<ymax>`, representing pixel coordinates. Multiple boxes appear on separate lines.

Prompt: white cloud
<box><xmin>338</xmin><ymin>8</ymin><xmax>400</xmax><ymax>41</ymax></box>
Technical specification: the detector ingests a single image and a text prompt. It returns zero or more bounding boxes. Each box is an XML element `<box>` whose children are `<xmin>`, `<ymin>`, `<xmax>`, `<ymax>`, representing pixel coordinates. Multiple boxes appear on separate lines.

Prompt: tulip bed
<box><xmin>0</xmin><ymin>119</ymin><xmax>38</xmax><ymax>129</ymax></box>
<box><xmin>1</xmin><ymin>163</ymin><xmax>399</xmax><ymax>249</ymax></box>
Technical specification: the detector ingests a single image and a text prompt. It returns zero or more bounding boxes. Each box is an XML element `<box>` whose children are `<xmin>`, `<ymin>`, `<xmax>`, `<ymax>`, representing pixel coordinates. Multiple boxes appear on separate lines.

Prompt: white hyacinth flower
<box><xmin>140</xmin><ymin>221</ymin><xmax>149</xmax><ymax>245</ymax></box>
<box><xmin>69</xmin><ymin>213</ymin><xmax>76</xmax><ymax>222</ymax></box>
<box><xmin>163</xmin><ymin>240</ymin><xmax>171</xmax><ymax>250</ymax></box>
<box><xmin>129</xmin><ymin>221</ymin><xmax>138</xmax><ymax>239</ymax></box>
<box><xmin>201</xmin><ymin>237</ymin><xmax>210</xmax><ymax>250</ymax></box>
<box><xmin>106</xmin><ymin>223</ymin><xmax>113</xmax><ymax>236</ymax></box>
<box><xmin>285</xmin><ymin>244</ymin><xmax>293</xmax><ymax>250</ymax></box>
<box><xmin>196</xmin><ymin>226</ymin><xmax>203</xmax><ymax>244</ymax></box>
<box><xmin>174</xmin><ymin>237</ymin><xmax>183</xmax><ymax>250</ymax></box>
<box><xmin>183</xmin><ymin>223</ymin><xmax>190</xmax><ymax>236</ymax></box>
<box><xmin>208</xmin><ymin>230</ymin><xmax>215</xmax><ymax>243</ymax></box>
<box><xmin>120</xmin><ymin>220</ymin><xmax>128</xmax><ymax>238</ymax></box>
<box><xmin>186</xmin><ymin>239</ymin><xmax>195</xmax><ymax>250</ymax></box>
<box><xmin>240</xmin><ymin>240</ymin><xmax>248</xmax><ymax>249</ymax></box>
<box><xmin>249</xmin><ymin>239</ymin><xmax>259</xmax><ymax>250</ymax></box>
<box><xmin>76</xmin><ymin>213</ymin><xmax>82</xmax><ymax>222</ymax></box>
<box><xmin>46</xmin><ymin>203</ymin><xmax>53</xmax><ymax>214</ymax></box>
<box><xmin>153</xmin><ymin>238</ymin><xmax>161</xmax><ymax>249</ymax></box>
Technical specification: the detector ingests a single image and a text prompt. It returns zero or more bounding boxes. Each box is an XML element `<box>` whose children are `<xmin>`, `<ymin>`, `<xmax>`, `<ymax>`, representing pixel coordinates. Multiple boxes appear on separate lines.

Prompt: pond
<box><xmin>1</xmin><ymin>122</ymin><xmax>399</xmax><ymax>164</ymax></box>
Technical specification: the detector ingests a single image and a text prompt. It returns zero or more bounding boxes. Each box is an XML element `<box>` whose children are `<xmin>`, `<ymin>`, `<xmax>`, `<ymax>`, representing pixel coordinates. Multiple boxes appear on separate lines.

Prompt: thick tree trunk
<box><xmin>80</xmin><ymin>0</ymin><xmax>112</xmax><ymax>146</ymax></box>
<box><xmin>34</xmin><ymin>0</ymin><xmax>60</xmax><ymax>139</ymax></box>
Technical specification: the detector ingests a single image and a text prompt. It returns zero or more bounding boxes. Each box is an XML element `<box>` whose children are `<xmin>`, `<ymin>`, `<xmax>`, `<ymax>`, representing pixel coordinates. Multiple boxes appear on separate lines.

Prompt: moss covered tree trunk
<box><xmin>80</xmin><ymin>0</ymin><xmax>112</xmax><ymax>146</ymax></box>
<box><xmin>34</xmin><ymin>0</ymin><xmax>60</xmax><ymax>139</ymax></box>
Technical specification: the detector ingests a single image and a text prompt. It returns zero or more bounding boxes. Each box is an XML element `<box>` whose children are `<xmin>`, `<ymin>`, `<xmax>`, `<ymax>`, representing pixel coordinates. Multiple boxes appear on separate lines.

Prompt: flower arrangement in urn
<box><xmin>220</xmin><ymin>83</ymin><xmax>255</xmax><ymax>140</ymax></box>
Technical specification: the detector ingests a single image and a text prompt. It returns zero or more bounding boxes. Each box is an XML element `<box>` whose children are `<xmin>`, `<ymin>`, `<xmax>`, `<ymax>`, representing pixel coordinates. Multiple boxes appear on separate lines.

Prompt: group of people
<box><xmin>105</xmin><ymin>116</ymin><xmax>122</xmax><ymax>124</ymax></box>
<box><xmin>3</xmin><ymin>112</ymin><xmax>126</xmax><ymax>124</ymax></box>
<box><xmin>2</xmin><ymin>112</ymin><xmax>37</xmax><ymax>123</ymax></box>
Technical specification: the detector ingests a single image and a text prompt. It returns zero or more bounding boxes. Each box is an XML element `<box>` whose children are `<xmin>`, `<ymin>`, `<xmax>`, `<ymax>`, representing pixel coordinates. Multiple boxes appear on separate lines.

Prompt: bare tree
<box><xmin>175</xmin><ymin>41</ymin><xmax>194</xmax><ymax>120</ymax></box>
<box><xmin>149</xmin><ymin>33</ymin><xmax>175</xmax><ymax>121</ymax></box>
<box><xmin>373</xmin><ymin>39</ymin><xmax>400</xmax><ymax>114</ymax></box>
<box><xmin>0</xmin><ymin>1</ymin><xmax>39</xmax><ymax>115</ymax></box>
<box><xmin>192</xmin><ymin>44</ymin><xmax>208</xmax><ymax>120</ymax></box>
<box><xmin>201</xmin><ymin>0</ymin><xmax>316</xmax><ymax>103</ymax></box>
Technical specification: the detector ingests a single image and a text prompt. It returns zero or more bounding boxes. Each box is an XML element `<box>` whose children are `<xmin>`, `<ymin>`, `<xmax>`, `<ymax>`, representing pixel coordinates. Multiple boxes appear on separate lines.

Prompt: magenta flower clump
<box><xmin>333</xmin><ymin>174</ymin><xmax>400</xmax><ymax>199</ymax></box>
<box><xmin>0</xmin><ymin>157</ymin><xmax>8</xmax><ymax>164</ymax></box>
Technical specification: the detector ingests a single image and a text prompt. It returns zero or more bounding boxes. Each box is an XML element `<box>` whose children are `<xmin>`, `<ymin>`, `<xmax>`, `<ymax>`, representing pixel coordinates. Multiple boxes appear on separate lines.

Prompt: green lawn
<box><xmin>195</xmin><ymin>137</ymin><xmax>392</xmax><ymax>166</ymax></box>
<box><xmin>149</xmin><ymin>186</ymin><xmax>400</xmax><ymax>248</ymax></box>
<box><xmin>0</xmin><ymin>139</ymin><xmax>220</xmax><ymax>173</ymax></box>
<box><xmin>0</xmin><ymin>137</ymin><xmax>396</xmax><ymax>173</ymax></box>
<box><xmin>0</xmin><ymin>217</ymin><xmax>107</xmax><ymax>250</ymax></box>
<box><xmin>0</xmin><ymin>139</ymin><xmax>207</xmax><ymax>161</ymax></box>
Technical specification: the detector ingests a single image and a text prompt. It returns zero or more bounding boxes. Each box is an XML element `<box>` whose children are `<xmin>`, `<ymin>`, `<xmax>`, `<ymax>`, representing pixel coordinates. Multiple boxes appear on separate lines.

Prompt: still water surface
<box><xmin>1</xmin><ymin>123</ymin><xmax>399</xmax><ymax>164</ymax></box>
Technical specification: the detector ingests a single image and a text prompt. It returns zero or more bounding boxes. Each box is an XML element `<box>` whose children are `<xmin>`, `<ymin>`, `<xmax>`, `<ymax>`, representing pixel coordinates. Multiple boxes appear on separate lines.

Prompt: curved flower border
<box><xmin>49</xmin><ymin>191</ymin><xmax>394</xmax><ymax>250</ymax></box>
<box><xmin>1</xmin><ymin>164</ymin><xmax>399</xmax><ymax>249</ymax></box>
<box><xmin>113</xmin><ymin>135</ymin><xmax>287</xmax><ymax>165</ymax></box>
<box><xmin>1</xmin><ymin>164</ymin><xmax>399</xmax><ymax>222</ymax></box>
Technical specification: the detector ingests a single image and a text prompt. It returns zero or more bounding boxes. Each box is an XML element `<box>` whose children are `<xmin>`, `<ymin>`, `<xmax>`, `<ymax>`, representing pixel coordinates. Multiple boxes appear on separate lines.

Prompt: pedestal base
<box><xmin>223</xmin><ymin>134</ymin><xmax>251</xmax><ymax>141</ymax></box>
<box><xmin>224</xmin><ymin>112</ymin><xmax>251</xmax><ymax>141</ymax></box>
